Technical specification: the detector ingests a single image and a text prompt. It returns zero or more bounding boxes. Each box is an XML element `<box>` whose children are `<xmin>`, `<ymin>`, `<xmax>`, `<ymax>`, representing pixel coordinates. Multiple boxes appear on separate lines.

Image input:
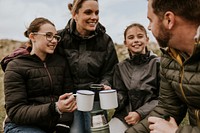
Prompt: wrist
<box><xmin>55</xmin><ymin>102</ymin><xmax>63</xmax><ymax>115</ymax></box>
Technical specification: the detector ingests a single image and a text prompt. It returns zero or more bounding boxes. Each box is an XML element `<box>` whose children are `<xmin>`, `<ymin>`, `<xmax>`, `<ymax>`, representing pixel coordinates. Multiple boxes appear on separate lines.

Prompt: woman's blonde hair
<box><xmin>68</xmin><ymin>0</ymin><xmax>98</xmax><ymax>15</ymax></box>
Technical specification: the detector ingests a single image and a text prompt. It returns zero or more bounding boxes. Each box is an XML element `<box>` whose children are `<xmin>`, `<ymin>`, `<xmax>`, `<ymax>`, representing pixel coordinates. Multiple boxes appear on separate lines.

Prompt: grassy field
<box><xmin>0</xmin><ymin>39</ymin><xmax>23</xmax><ymax>132</ymax></box>
<box><xmin>0</xmin><ymin>68</ymin><xmax>6</xmax><ymax>132</ymax></box>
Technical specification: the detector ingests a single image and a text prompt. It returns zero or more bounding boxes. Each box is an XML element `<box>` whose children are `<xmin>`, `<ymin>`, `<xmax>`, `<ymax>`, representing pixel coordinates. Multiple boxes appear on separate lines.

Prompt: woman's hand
<box><xmin>102</xmin><ymin>84</ymin><xmax>111</xmax><ymax>90</ymax></box>
<box><xmin>124</xmin><ymin>111</ymin><xmax>141</xmax><ymax>125</ymax></box>
<box><xmin>56</xmin><ymin>93</ymin><xmax>77</xmax><ymax>113</ymax></box>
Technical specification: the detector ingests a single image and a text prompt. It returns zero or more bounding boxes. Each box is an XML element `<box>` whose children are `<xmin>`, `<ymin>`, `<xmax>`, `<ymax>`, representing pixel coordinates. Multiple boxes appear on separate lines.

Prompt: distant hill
<box><xmin>0</xmin><ymin>39</ymin><xmax>130</xmax><ymax>61</ymax></box>
<box><xmin>0</xmin><ymin>39</ymin><xmax>25</xmax><ymax>61</ymax></box>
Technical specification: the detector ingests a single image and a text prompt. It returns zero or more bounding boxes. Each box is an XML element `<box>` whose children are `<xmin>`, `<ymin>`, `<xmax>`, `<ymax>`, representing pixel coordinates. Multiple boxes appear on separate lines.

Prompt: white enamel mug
<box><xmin>99</xmin><ymin>89</ymin><xmax>118</xmax><ymax>110</ymax></box>
<box><xmin>76</xmin><ymin>90</ymin><xmax>95</xmax><ymax>111</ymax></box>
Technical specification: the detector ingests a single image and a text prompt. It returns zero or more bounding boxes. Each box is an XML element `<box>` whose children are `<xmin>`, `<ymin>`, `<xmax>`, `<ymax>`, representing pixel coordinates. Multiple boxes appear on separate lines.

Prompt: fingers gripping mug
<box><xmin>99</xmin><ymin>89</ymin><xmax>118</xmax><ymax>110</ymax></box>
<box><xmin>76</xmin><ymin>90</ymin><xmax>95</xmax><ymax>111</ymax></box>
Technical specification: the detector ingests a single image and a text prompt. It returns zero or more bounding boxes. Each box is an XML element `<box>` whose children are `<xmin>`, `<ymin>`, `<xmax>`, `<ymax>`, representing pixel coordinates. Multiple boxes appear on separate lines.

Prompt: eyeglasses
<box><xmin>33</xmin><ymin>32</ymin><xmax>61</xmax><ymax>42</ymax></box>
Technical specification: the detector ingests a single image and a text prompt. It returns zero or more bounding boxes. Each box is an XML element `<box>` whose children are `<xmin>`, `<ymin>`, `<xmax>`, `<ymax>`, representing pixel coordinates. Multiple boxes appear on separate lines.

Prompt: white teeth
<box><xmin>133</xmin><ymin>45</ymin><xmax>140</xmax><ymax>48</ymax></box>
<box><xmin>49</xmin><ymin>45</ymin><xmax>55</xmax><ymax>49</ymax></box>
<box><xmin>132</xmin><ymin>45</ymin><xmax>139</xmax><ymax>47</ymax></box>
<box><xmin>88</xmin><ymin>22</ymin><xmax>96</xmax><ymax>25</ymax></box>
<box><xmin>132</xmin><ymin>44</ymin><xmax>142</xmax><ymax>48</ymax></box>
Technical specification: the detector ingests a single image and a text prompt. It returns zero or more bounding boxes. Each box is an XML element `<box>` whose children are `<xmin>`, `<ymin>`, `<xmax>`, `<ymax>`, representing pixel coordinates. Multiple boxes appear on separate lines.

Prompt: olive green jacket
<box><xmin>126</xmin><ymin>41</ymin><xmax>200</xmax><ymax>133</ymax></box>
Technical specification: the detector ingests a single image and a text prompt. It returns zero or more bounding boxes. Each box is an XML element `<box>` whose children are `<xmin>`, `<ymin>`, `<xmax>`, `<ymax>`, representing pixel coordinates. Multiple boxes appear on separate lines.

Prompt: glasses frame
<box><xmin>32</xmin><ymin>32</ymin><xmax>61</xmax><ymax>42</ymax></box>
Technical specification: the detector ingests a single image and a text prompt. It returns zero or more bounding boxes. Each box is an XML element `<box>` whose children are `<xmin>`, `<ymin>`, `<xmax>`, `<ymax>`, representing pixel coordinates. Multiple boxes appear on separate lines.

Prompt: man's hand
<box><xmin>148</xmin><ymin>116</ymin><xmax>178</xmax><ymax>133</ymax></box>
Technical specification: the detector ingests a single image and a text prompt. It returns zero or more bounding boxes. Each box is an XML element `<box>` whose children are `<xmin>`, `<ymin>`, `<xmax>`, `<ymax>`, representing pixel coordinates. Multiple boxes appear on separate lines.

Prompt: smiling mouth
<box><xmin>87</xmin><ymin>22</ymin><xmax>97</xmax><ymax>26</ymax></box>
<box><xmin>48</xmin><ymin>45</ymin><xmax>56</xmax><ymax>49</ymax></box>
<box><xmin>132</xmin><ymin>44</ymin><xmax>142</xmax><ymax>48</ymax></box>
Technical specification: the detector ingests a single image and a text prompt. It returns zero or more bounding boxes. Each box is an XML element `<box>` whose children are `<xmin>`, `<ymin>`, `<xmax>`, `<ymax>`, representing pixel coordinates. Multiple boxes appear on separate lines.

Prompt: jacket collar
<box><xmin>160</xmin><ymin>42</ymin><xmax>200</xmax><ymax>65</ymax></box>
<box><xmin>128</xmin><ymin>50</ymin><xmax>156</xmax><ymax>65</ymax></box>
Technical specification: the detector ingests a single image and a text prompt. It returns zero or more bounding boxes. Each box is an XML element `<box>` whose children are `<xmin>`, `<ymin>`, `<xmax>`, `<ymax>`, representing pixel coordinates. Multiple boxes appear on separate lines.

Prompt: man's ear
<box><xmin>163</xmin><ymin>11</ymin><xmax>175</xmax><ymax>30</ymax></box>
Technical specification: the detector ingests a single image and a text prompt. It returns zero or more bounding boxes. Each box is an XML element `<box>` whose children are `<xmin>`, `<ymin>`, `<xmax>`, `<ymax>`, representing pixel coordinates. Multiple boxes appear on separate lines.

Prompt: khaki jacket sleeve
<box><xmin>176</xmin><ymin>126</ymin><xmax>200</xmax><ymax>133</ymax></box>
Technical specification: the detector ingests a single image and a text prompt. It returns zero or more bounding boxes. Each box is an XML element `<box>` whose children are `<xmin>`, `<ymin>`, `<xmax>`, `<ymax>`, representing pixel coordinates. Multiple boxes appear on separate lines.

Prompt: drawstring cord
<box><xmin>195</xmin><ymin>109</ymin><xmax>200</xmax><ymax>127</ymax></box>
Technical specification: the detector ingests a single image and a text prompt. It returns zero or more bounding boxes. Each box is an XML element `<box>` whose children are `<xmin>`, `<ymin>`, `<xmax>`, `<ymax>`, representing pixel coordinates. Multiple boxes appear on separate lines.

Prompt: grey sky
<box><xmin>0</xmin><ymin>0</ymin><xmax>156</xmax><ymax>44</ymax></box>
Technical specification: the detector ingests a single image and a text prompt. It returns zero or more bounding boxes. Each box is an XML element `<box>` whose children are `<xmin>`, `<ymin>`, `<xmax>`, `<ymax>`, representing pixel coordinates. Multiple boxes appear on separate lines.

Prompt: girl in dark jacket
<box><xmin>3</xmin><ymin>17</ymin><xmax>76</xmax><ymax>133</ymax></box>
<box><xmin>57</xmin><ymin>0</ymin><xmax>118</xmax><ymax>133</ymax></box>
<box><xmin>109</xmin><ymin>23</ymin><xmax>160</xmax><ymax>133</ymax></box>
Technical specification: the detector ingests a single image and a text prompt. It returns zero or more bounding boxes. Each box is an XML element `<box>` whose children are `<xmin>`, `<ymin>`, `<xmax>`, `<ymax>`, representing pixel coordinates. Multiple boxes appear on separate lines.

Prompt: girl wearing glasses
<box><xmin>3</xmin><ymin>17</ymin><xmax>76</xmax><ymax>133</ymax></box>
<box><xmin>57</xmin><ymin>0</ymin><xmax>118</xmax><ymax>133</ymax></box>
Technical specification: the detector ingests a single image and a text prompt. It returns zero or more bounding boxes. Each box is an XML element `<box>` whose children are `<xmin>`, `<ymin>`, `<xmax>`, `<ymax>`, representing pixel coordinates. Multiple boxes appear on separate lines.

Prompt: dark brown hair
<box><xmin>24</xmin><ymin>17</ymin><xmax>55</xmax><ymax>38</ymax></box>
<box><xmin>150</xmin><ymin>0</ymin><xmax>200</xmax><ymax>24</ymax></box>
<box><xmin>124</xmin><ymin>23</ymin><xmax>148</xmax><ymax>40</ymax></box>
<box><xmin>24</xmin><ymin>17</ymin><xmax>55</xmax><ymax>45</ymax></box>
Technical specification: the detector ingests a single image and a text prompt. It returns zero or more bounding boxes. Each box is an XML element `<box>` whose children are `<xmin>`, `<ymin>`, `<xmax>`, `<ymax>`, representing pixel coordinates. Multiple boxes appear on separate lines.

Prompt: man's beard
<box><xmin>155</xmin><ymin>24</ymin><xmax>170</xmax><ymax>48</ymax></box>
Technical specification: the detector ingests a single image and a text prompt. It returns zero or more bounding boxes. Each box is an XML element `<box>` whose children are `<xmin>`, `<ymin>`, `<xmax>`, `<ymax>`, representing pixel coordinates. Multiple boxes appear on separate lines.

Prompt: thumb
<box><xmin>59</xmin><ymin>93</ymin><xmax>72</xmax><ymax>100</ymax></box>
<box><xmin>125</xmin><ymin>114</ymin><xmax>131</xmax><ymax>120</ymax></box>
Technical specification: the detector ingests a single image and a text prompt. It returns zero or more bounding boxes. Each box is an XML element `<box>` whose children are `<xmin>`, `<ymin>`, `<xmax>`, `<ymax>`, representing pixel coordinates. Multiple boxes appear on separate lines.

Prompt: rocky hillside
<box><xmin>0</xmin><ymin>39</ymin><xmax>24</xmax><ymax>61</ymax></box>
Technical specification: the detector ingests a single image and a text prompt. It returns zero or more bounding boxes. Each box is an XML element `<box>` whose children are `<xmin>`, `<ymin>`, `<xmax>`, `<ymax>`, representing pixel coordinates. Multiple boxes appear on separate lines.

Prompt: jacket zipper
<box><xmin>43</xmin><ymin>62</ymin><xmax>53</xmax><ymax>93</ymax></box>
<box><xmin>169</xmin><ymin>54</ymin><xmax>189</xmax><ymax>104</ymax></box>
<box><xmin>43</xmin><ymin>62</ymin><xmax>54</xmax><ymax>129</ymax></box>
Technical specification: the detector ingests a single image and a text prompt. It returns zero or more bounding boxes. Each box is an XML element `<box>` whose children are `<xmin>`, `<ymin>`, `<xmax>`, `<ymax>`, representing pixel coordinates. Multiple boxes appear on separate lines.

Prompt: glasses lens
<box><xmin>45</xmin><ymin>32</ymin><xmax>61</xmax><ymax>42</ymax></box>
<box><xmin>45</xmin><ymin>32</ymin><xmax>54</xmax><ymax>41</ymax></box>
<box><xmin>54</xmin><ymin>35</ymin><xmax>61</xmax><ymax>42</ymax></box>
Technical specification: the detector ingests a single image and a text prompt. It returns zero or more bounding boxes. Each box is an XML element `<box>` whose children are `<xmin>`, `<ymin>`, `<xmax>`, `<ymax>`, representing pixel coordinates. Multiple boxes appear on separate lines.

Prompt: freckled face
<box><xmin>124</xmin><ymin>26</ymin><xmax>149</xmax><ymax>55</ymax></box>
<box><xmin>73</xmin><ymin>0</ymin><xmax>99</xmax><ymax>36</ymax></box>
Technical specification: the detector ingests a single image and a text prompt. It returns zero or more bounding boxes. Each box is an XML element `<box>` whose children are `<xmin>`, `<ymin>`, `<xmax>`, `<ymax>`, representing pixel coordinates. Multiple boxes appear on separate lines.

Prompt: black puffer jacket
<box><xmin>4</xmin><ymin>54</ymin><xmax>73</xmax><ymax>133</ymax></box>
<box><xmin>113</xmin><ymin>51</ymin><xmax>160</xmax><ymax>124</ymax></box>
<box><xmin>57</xmin><ymin>19</ymin><xmax>119</xmax><ymax>93</ymax></box>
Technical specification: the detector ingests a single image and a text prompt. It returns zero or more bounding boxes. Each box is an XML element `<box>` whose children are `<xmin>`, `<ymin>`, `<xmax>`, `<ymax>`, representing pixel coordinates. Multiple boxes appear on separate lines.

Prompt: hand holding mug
<box><xmin>102</xmin><ymin>84</ymin><xmax>111</xmax><ymax>90</ymax></box>
<box><xmin>56</xmin><ymin>93</ymin><xmax>77</xmax><ymax>113</ymax></box>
